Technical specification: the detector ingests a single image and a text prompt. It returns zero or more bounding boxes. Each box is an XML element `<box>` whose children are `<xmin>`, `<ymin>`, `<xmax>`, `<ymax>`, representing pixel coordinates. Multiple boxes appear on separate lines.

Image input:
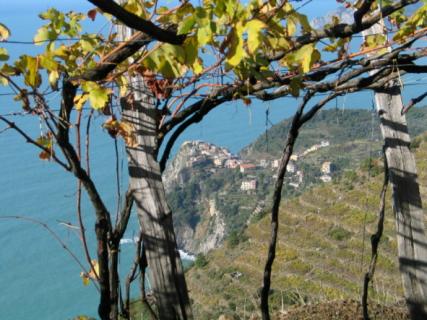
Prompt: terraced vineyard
<box><xmin>185</xmin><ymin>134</ymin><xmax>427</xmax><ymax>319</ymax></box>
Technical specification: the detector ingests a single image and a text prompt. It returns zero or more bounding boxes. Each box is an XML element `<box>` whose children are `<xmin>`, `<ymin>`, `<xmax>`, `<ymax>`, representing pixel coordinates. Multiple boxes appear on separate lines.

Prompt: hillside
<box><xmin>240</xmin><ymin>107</ymin><xmax>427</xmax><ymax>160</ymax></box>
<box><xmin>184</xmin><ymin>133</ymin><xmax>427</xmax><ymax>319</ymax></box>
<box><xmin>165</xmin><ymin>107</ymin><xmax>427</xmax><ymax>254</ymax></box>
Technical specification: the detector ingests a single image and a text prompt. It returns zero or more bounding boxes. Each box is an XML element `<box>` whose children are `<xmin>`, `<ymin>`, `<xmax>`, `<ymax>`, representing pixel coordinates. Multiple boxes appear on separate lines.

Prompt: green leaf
<box><xmin>0</xmin><ymin>23</ymin><xmax>11</xmax><ymax>41</ymax></box>
<box><xmin>363</xmin><ymin>34</ymin><xmax>386</xmax><ymax>50</ymax></box>
<box><xmin>183</xmin><ymin>36</ymin><xmax>198</xmax><ymax>65</ymax></box>
<box><xmin>39</xmin><ymin>54</ymin><xmax>59</xmax><ymax>71</ymax></box>
<box><xmin>0</xmin><ymin>47</ymin><xmax>9</xmax><ymax>61</ymax></box>
<box><xmin>246</xmin><ymin>19</ymin><xmax>266</xmax><ymax>54</ymax></box>
<box><xmin>178</xmin><ymin>15</ymin><xmax>196</xmax><ymax>35</ymax></box>
<box><xmin>289</xmin><ymin>77</ymin><xmax>302</xmax><ymax>97</ymax></box>
<box><xmin>82</xmin><ymin>81</ymin><xmax>111</xmax><ymax>110</ymax></box>
<box><xmin>162</xmin><ymin>44</ymin><xmax>186</xmax><ymax>65</ymax></box>
<box><xmin>34</xmin><ymin>26</ymin><xmax>56</xmax><ymax>45</ymax></box>
<box><xmin>14</xmin><ymin>56</ymin><xmax>41</xmax><ymax>88</ymax></box>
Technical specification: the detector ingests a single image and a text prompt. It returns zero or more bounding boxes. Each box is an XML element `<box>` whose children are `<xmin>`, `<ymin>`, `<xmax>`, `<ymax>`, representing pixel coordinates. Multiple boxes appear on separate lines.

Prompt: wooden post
<box><xmin>116</xmin><ymin>4</ymin><xmax>193</xmax><ymax>319</ymax></box>
<box><xmin>364</xmin><ymin>21</ymin><xmax>427</xmax><ymax>320</ymax></box>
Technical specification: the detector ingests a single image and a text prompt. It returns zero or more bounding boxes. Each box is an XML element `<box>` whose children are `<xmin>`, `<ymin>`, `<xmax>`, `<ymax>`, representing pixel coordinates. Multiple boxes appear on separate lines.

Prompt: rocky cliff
<box><xmin>163</xmin><ymin>141</ymin><xmax>233</xmax><ymax>254</ymax></box>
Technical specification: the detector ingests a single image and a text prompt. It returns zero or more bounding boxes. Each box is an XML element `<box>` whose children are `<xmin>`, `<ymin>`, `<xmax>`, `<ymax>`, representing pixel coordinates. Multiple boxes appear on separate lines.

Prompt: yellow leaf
<box><xmin>362</xmin><ymin>34</ymin><xmax>386</xmax><ymax>50</ymax></box>
<box><xmin>287</xmin><ymin>17</ymin><xmax>297</xmax><ymax>36</ymax></box>
<box><xmin>36</xmin><ymin>133</ymin><xmax>54</xmax><ymax>160</ymax></box>
<box><xmin>0</xmin><ymin>47</ymin><xmax>8</xmax><ymax>61</ymax></box>
<box><xmin>116</xmin><ymin>75</ymin><xmax>128</xmax><ymax>96</ymax></box>
<box><xmin>88</xmin><ymin>260</ymin><xmax>99</xmax><ymax>280</ymax></box>
<box><xmin>103</xmin><ymin>117</ymin><xmax>138</xmax><ymax>147</ymax></box>
<box><xmin>246</xmin><ymin>19</ymin><xmax>266</xmax><ymax>54</ymax></box>
<box><xmin>16</xmin><ymin>56</ymin><xmax>41</xmax><ymax>88</ymax></box>
<box><xmin>0</xmin><ymin>23</ymin><xmax>11</xmax><ymax>41</ymax></box>
<box><xmin>39</xmin><ymin>54</ymin><xmax>59</xmax><ymax>71</ymax></box>
<box><xmin>80</xmin><ymin>272</ymin><xmax>90</xmax><ymax>286</ymax></box>
<box><xmin>82</xmin><ymin>81</ymin><xmax>111</xmax><ymax>110</ymax></box>
<box><xmin>227</xmin><ymin>23</ymin><xmax>246</xmax><ymax>67</ymax></box>
<box><xmin>192</xmin><ymin>58</ymin><xmax>203</xmax><ymax>74</ymax></box>
<box><xmin>48</xmin><ymin>70</ymin><xmax>60</xmax><ymax>88</ymax></box>
<box><xmin>34</xmin><ymin>26</ymin><xmax>55</xmax><ymax>45</ymax></box>
<box><xmin>118</xmin><ymin>120</ymin><xmax>138</xmax><ymax>147</ymax></box>
<box><xmin>0</xmin><ymin>75</ymin><xmax>8</xmax><ymax>86</ymax></box>
<box><xmin>73</xmin><ymin>94</ymin><xmax>89</xmax><ymax>110</ymax></box>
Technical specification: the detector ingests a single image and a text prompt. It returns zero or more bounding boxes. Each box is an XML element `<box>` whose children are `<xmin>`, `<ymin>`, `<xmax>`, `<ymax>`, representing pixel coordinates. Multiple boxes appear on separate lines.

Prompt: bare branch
<box><xmin>87</xmin><ymin>0</ymin><xmax>185</xmax><ymax>45</ymax></box>
<box><xmin>354</xmin><ymin>0</ymin><xmax>375</xmax><ymax>27</ymax></box>
<box><xmin>73</xmin><ymin>32</ymin><xmax>151</xmax><ymax>82</ymax></box>
<box><xmin>113</xmin><ymin>190</ymin><xmax>134</xmax><ymax>241</ymax></box>
<box><xmin>402</xmin><ymin>91</ymin><xmax>427</xmax><ymax>114</ymax></box>
<box><xmin>0</xmin><ymin>215</ymin><xmax>90</xmax><ymax>282</ymax></box>
<box><xmin>0</xmin><ymin>115</ymin><xmax>70</xmax><ymax>170</ymax></box>
<box><xmin>362</xmin><ymin>148</ymin><xmax>389</xmax><ymax>319</ymax></box>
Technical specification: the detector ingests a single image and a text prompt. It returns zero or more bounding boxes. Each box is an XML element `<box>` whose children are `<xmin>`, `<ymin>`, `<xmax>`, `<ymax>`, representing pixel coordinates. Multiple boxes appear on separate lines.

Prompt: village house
<box><xmin>271</xmin><ymin>160</ymin><xmax>295</xmax><ymax>173</ymax></box>
<box><xmin>259</xmin><ymin>159</ymin><xmax>269</xmax><ymax>168</ymax></box>
<box><xmin>320</xmin><ymin>140</ymin><xmax>330</xmax><ymax>147</ymax></box>
<box><xmin>240</xmin><ymin>163</ymin><xmax>257</xmax><ymax>173</ymax></box>
<box><xmin>320</xmin><ymin>175</ymin><xmax>332</xmax><ymax>183</ymax></box>
<box><xmin>241</xmin><ymin>179</ymin><xmax>257</xmax><ymax>191</ymax></box>
<box><xmin>321</xmin><ymin>161</ymin><xmax>335</xmax><ymax>175</ymax></box>
<box><xmin>213</xmin><ymin>156</ymin><xmax>226</xmax><ymax>167</ymax></box>
<box><xmin>287</xmin><ymin>161</ymin><xmax>296</xmax><ymax>173</ymax></box>
<box><xmin>290</xmin><ymin>154</ymin><xmax>299</xmax><ymax>161</ymax></box>
<box><xmin>296</xmin><ymin>170</ymin><xmax>304</xmax><ymax>183</ymax></box>
<box><xmin>224</xmin><ymin>158</ymin><xmax>240</xmax><ymax>169</ymax></box>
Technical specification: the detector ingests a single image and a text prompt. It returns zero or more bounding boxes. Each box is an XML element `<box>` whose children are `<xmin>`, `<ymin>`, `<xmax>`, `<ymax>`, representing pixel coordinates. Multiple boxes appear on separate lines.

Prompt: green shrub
<box><xmin>227</xmin><ymin>230</ymin><xmax>248</xmax><ymax>248</ymax></box>
<box><xmin>410</xmin><ymin>137</ymin><xmax>422</xmax><ymax>149</ymax></box>
<box><xmin>328</xmin><ymin>226</ymin><xmax>352</xmax><ymax>241</ymax></box>
<box><xmin>194</xmin><ymin>253</ymin><xmax>208</xmax><ymax>268</ymax></box>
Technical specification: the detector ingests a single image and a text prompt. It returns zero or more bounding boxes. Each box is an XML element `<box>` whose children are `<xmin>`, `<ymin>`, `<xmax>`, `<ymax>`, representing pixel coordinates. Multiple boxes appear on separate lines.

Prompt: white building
<box><xmin>287</xmin><ymin>161</ymin><xmax>296</xmax><ymax>173</ymax></box>
<box><xmin>320</xmin><ymin>140</ymin><xmax>330</xmax><ymax>147</ymax></box>
<box><xmin>321</xmin><ymin>161</ymin><xmax>334</xmax><ymax>175</ymax></box>
<box><xmin>225</xmin><ymin>159</ymin><xmax>240</xmax><ymax>169</ymax></box>
<box><xmin>259</xmin><ymin>159</ymin><xmax>269</xmax><ymax>168</ymax></box>
<box><xmin>290</xmin><ymin>154</ymin><xmax>299</xmax><ymax>161</ymax></box>
<box><xmin>320</xmin><ymin>175</ymin><xmax>332</xmax><ymax>183</ymax></box>
<box><xmin>241</xmin><ymin>179</ymin><xmax>257</xmax><ymax>191</ymax></box>
<box><xmin>213</xmin><ymin>157</ymin><xmax>226</xmax><ymax>167</ymax></box>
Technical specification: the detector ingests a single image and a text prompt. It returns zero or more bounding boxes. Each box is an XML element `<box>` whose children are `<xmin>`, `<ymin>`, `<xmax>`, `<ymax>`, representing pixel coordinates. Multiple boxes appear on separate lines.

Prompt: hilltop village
<box><xmin>180</xmin><ymin>140</ymin><xmax>335</xmax><ymax>192</ymax></box>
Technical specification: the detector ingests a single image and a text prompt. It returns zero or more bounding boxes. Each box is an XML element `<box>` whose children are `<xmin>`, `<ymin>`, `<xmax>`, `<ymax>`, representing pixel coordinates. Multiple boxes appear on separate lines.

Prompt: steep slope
<box><xmin>241</xmin><ymin>107</ymin><xmax>427</xmax><ymax>160</ymax></box>
<box><xmin>166</xmin><ymin>107</ymin><xmax>427</xmax><ymax>254</ymax></box>
<box><xmin>185</xmin><ymin>133</ymin><xmax>427</xmax><ymax>319</ymax></box>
